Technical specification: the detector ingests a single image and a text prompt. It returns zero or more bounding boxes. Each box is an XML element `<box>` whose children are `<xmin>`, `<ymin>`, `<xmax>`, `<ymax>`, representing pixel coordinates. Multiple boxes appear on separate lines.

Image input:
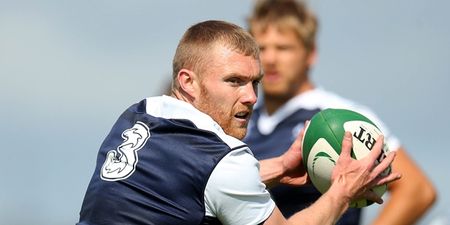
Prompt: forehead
<box><xmin>252</xmin><ymin>24</ymin><xmax>298</xmax><ymax>41</ymax></box>
<box><xmin>204</xmin><ymin>44</ymin><xmax>262</xmax><ymax>79</ymax></box>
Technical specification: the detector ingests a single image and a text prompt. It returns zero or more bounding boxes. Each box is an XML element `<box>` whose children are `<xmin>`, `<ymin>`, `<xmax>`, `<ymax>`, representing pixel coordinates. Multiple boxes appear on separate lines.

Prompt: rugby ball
<box><xmin>302</xmin><ymin>108</ymin><xmax>391</xmax><ymax>208</ymax></box>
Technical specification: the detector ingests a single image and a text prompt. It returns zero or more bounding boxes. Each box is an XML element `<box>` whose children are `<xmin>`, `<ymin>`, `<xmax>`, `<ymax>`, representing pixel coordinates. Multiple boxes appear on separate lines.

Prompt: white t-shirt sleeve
<box><xmin>204</xmin><ymin>147</ymin><xmax>275</xmax><ymax>225</ymax></box>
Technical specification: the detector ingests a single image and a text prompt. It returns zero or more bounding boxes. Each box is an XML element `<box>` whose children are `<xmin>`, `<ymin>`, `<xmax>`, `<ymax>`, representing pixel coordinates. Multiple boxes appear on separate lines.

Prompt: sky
<box><xmin>1</xmin><ymin>0</ymin><xmax>449</xmax><ymax>224</ymax></box>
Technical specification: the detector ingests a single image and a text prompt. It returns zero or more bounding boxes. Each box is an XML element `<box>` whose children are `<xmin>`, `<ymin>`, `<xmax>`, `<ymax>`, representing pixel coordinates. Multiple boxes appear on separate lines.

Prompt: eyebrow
<box><xmin>224</xmin><ymin>72</ymin><xmax>263</xmax><ymax>81</ymax></box>
<box><xmin>255</xmin><ymin>73</ymin><xmax>264</xmax><ymax>82</ymax></box>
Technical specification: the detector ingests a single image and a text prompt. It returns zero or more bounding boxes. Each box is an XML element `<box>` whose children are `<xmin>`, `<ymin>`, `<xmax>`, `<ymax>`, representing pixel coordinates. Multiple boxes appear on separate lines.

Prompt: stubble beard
<box><xmin>197</xmin><ymin>85</ymin><xmax>246</xmax><ymax>140</ymax></box>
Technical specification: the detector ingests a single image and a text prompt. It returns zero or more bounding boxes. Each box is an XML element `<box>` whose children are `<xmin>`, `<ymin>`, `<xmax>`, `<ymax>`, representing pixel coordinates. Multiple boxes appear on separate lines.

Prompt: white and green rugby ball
<box><xmin>302</xmin><ymin>108</ymin><xmax>391</xmax><ymax>208</ymax></box>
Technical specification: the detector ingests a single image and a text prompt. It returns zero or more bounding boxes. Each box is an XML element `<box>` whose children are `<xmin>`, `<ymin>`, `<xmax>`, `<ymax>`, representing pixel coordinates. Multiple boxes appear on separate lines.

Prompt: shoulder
<box><xmin>144</xmin><ymin>95</ymin><xmax>246</xmax><ymax>149</ymax></box>
<box><xmin>204</xmin><ymin>146</ymin><xmax>275</xmax><ymax>224</ymax></box>
<box><xmin>294</xmin><ymin>88</ymin><xmax>359</xmax><ymax>109</ymax></box>
<box><xmin>207</xmin><ymin>147</ymin><xmax>260</xmax><ymax>189</ymax></box>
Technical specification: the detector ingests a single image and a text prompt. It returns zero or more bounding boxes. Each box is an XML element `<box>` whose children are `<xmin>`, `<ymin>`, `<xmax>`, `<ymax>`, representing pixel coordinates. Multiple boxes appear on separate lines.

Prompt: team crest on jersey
<box><xmin>100</xmin><ymin>121</ymin><xmax>150</xmax><ymax>181</ymax></box>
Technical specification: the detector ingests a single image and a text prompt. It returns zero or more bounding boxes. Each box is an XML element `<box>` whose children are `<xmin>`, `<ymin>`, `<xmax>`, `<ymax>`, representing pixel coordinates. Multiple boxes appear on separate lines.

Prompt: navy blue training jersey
<box><xmin>244</xmin><ymin>88</ymin><xmax>400</xmax><ymax>225</ymax></box>
<box><xmin>78</xmin><ymin>96</ymin><xmax>274</xmax><ymax>225</ymax></box>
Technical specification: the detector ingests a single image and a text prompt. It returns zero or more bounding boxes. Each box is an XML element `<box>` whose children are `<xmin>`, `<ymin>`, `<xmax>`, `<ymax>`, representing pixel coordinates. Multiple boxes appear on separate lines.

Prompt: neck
<box><xmin>264</xmin><ymin>81</ymin><xmax>315</xmax><ymax>115</ymax></box>
<box><xmin>171</xmin><ymin>88</ymin><xmax>193</xmax><ymax>104</ymax></box>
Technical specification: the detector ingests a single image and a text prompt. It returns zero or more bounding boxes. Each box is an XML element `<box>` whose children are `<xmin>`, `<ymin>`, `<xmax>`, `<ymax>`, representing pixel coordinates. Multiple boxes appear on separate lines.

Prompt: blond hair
<box><xmin>172</xmin><ymin>20</ymin><xmax>260</xmax><ymax>88</ymax></box>
<box><xmin>248</xmin><ymin>0</ymin><xmax>318</xmax><ymax>52</ymax></box>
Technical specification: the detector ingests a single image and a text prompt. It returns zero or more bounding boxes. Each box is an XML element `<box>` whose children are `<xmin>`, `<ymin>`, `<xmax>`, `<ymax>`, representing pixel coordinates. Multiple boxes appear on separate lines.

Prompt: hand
<box><xmin>279</xmin><ymin>122</ymin><xmax>310</xmax><ymax>186</ymax></box>
<box><xmin>331</xmin><ymin>132</ymin><xmax>401</xmax><ymax>204</ymax></box>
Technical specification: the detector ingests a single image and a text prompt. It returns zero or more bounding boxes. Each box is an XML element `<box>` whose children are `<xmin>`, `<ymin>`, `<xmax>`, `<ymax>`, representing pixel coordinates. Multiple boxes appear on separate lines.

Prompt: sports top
<box><xmin>78</xmin><ymin>95</ymin><xmax>274</xmax><ymax>225</ymax></box>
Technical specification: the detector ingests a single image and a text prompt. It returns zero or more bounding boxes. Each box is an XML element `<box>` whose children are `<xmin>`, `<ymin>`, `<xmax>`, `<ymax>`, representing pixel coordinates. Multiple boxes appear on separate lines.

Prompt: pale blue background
<box><xmin>1</xmin><ymin>1</ymin><xmax>449</xmax><ymax>225</ymax></box>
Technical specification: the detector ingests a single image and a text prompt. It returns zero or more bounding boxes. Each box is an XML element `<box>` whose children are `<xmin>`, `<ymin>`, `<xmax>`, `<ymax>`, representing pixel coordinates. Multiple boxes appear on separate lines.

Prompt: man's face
<box><xmin>252</xmin><ymin>25</ymin><xmax>313</xmax><ymax>99</ymax></box>
<box><xmin>193</xmin><ymin>44</ymin><xmax>262</xmax><ymax>139</ymax></box>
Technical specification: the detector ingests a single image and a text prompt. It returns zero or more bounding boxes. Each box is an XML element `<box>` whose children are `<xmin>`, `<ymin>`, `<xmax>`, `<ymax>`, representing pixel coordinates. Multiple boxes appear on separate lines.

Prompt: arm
<box><xmin>263</xmin><ymin>186</ymin><xmax>350</xmax><ymax>225</ymax></box>
<box><xmin>370</xmin><ymin>147</ymin><xmax>437</xmax><ymax>225</ymax></box>
<box><xmin>263</xmin><ymin>132</ymin><xmax>401</xmax><ymax>225</ymax></box>
<box><xmin>259</xmin><ymin>129</ymin><xmax>308</xmax><ymax>187</ymax></box>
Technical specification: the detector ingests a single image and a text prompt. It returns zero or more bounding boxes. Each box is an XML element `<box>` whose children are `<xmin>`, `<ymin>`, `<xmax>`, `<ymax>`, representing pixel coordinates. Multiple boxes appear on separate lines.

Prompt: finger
<box><xmin>293</xmin><ymin>121</ymin><xmax>311</xmax><ymax>152</ymax></box>
<box><xmin>363</xmin><ymin>190</ymin><xmax>384</xmax><ymax>204</ymax></box>
<box><xmin>304</xmin><ymin>120</ymin><xmax>310</xmax><ymax>129</ymax></box>
<box><xmin>340</xmin><ymin>131</ymin><xmax>353</xmax><ymax>157</ymax></box>
<box><xmin>298</xmin><ymin>120</ymin><xmax>310</xmax><ymax>142</ymax></box>
<box><xmin>372</xmin><ymin>172</ymin><xmax>402</xmax><ymax>186</ymax></box>
<box><xmin>371</xmin><ymin>151</ymin><xmax>396</xmax><ymax>176</ymax></box>
<box><xmin>291</xmin><ymin>134</ymin><xmax>302</xmax><ymax>150</ymax></box>
<box><xmin>367</xmin><ymin>135</ymin><xmax>384</xmax><ymax>162</ymax></box>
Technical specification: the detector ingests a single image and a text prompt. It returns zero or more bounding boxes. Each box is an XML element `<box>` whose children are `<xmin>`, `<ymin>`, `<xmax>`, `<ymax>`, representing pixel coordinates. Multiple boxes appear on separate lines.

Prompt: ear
<box><xmin>177</xmin><ymin>68</ymin><xmax>199</xmax><ymax>98</ymax></box>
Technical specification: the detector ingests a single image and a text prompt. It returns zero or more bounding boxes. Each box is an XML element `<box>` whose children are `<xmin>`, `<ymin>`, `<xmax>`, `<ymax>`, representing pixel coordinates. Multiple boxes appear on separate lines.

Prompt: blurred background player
<box><xmin>244</xmin><ymin>0</ymin><xmax>436</xmax><ymax>224</ymax></box>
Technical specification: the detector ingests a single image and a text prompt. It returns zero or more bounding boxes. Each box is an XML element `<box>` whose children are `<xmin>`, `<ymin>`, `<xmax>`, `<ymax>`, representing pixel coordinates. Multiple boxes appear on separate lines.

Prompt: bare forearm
<box><xmin>370</xmin><ymin>148</ymin><xmax>437</xmax><ymax>225</ymax></box>
<box><xmin>371</xmin><ymin>187</ymin><xmax>436</xmax><ymax>225</ymax></box>
<box><xmin>259</xmin><ymin>156</ymin><xmax>285</xmax><ymax>187</ymax></box>
<box><xmin>287</xmin><ymin>184</ymin><xmax>349</xmax><ymax>225</ymax></box>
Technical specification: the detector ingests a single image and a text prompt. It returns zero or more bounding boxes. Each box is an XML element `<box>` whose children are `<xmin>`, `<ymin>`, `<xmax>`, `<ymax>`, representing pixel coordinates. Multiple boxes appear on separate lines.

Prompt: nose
<box><xmin>241</xmin><ymin>82</ymin><xmax>258</xmax><ymax>106</ymax></box>
<box><xmin>260</xmin><ymin>48</ymin><xmax>276</xmax><ymax>66</ymax></box>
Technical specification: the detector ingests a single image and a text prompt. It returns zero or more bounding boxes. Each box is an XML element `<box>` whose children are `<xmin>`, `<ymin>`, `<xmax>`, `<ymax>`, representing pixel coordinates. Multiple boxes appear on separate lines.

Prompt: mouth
<box><xmin>263</xmin><ymin>71</ymin><xmax>279</xmax><ymax>82</ymax></box>
<box><xmin>234</xmin><ymin>111</ymin><xmax>251</xmax><ymax>122</ymax></box>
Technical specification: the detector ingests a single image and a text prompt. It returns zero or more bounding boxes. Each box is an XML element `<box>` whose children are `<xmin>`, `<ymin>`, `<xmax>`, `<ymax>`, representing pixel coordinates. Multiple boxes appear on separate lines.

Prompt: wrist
<box><xmin>325</xmin><ymin>182</ymin><xmax>351</xmax><ymax>214</ymax></box>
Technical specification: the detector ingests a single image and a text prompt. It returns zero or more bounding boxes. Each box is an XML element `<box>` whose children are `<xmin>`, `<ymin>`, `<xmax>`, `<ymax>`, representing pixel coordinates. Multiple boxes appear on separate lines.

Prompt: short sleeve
<box><xmin>204</xmin><ymin>147</ymin><xmax>275</xmax><ymax>225</ymax></box>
